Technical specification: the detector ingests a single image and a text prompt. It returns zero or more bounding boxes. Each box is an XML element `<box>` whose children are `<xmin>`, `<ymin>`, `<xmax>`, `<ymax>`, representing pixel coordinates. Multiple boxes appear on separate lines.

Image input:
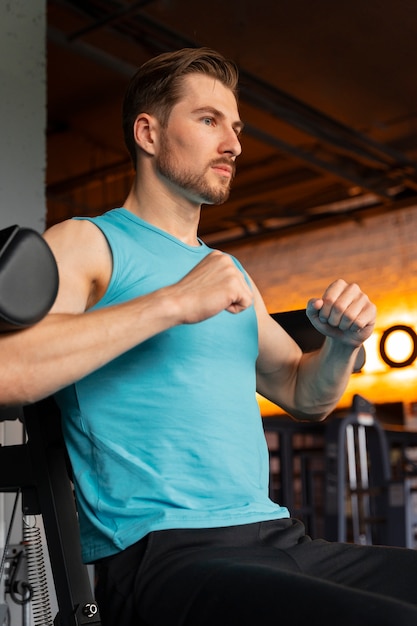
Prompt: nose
<box><xmin>221</xmin><ymin>126</ymin><xmax>242</xmax><ymax>159</ymax></box>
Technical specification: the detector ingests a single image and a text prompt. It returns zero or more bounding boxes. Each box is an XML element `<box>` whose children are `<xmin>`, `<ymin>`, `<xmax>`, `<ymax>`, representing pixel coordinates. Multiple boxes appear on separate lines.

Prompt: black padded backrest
<box><xmin>272</xmin><ymin>309</ymin><xmax>366</xmax><ymax>372</ymax></box>
<box><xmin>0</xmin><ymin>225</ymin><xmax>59</xmax><ymax>331</ymax></box>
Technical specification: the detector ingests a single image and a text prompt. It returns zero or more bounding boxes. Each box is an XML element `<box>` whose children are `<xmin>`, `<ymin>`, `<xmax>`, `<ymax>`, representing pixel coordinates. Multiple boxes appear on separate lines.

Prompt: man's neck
<box><xmin>123</xmin><ymin>183</ymin><xmax>202</xmax><ymax>247</ymax></box>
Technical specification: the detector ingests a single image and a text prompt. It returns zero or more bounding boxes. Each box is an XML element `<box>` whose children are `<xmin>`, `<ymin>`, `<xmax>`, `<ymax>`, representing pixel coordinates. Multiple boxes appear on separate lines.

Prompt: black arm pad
<box><xmin>0</xmin><ymin>225</ymin><xmax>59</xmax><ymax>331</ymax></box>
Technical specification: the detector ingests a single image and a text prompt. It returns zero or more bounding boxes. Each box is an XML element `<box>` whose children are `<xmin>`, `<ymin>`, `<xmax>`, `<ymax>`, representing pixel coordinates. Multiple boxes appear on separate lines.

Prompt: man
<box><xmin>2</xmin><ymin>48</ymin><xmax>417</xmax><ymax>625</ymax></box>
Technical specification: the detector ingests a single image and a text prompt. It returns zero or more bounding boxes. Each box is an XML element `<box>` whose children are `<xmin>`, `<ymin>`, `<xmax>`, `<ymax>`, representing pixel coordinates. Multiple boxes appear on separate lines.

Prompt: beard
<box><xmin>156</xmin><ymin>134</ymin><xmax>235</xmax><ymax>205</ymax></box>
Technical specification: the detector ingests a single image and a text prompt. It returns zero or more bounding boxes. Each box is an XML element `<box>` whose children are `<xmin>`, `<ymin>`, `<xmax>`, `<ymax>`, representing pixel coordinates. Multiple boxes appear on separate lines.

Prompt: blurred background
<box><xmin>46</xmin><ymin>0</ymin><xmax>417</xmax><ymax>421</ymax></box>
<box><xmin>3</xmin><ymin>5</ymin><xmax>417</xmax><ymax>624</ymax></box>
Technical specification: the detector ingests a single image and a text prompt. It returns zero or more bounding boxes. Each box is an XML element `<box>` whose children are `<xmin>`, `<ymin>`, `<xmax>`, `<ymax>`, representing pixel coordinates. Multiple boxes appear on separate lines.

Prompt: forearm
<box><xmin>0</xmin><ymin>287</ymin><xmax>180</xmax><ymax>406</ymax></box>
<box><xmin>292</xmin><ymin>336</ymin><xmax>359</xmax><ymax>421</ymax></box>
<box><xmin>0</xmin><ymin>247</ymin><xmax>255</xmax><ymax>406</ymax></box>
<box><xmin>255</xmin><ymin>277</ymin><xmax>375</xmax><ymax>421</ymax></box>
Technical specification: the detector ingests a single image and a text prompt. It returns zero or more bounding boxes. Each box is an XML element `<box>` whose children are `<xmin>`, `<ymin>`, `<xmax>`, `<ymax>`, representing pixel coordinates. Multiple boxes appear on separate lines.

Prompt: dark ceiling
<box><xmin>47</xmin><ymin>0</ymin><xmax>417</xmax><ymax>247</ymax></box>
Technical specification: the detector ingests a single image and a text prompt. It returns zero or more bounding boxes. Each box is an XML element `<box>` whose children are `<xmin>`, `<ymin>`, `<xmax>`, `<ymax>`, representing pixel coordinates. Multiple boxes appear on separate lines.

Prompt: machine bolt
<box><xmin>82</xmin><ymin>602</ymin><xmax>99</xmax><ymax>618</ymax></box>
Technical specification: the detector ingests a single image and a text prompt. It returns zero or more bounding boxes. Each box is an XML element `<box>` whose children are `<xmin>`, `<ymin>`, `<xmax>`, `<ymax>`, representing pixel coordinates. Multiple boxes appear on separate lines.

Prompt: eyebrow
<box><xmin>193</xmin><ymin>106</ymin><xmax>245</xmax><ymax>134</ymax></box>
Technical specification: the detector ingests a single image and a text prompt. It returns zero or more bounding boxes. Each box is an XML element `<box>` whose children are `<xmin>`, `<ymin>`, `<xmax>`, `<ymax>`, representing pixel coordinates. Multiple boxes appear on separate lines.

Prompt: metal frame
<box><xmin>0</xmin><ymin>397</ymin><xmax>101</xmax><ymax>625</ymax></box>
<box><xmin>324</xmin><ymin>394</ymin><xmax>407</xmax><ymax>546</ymax></box>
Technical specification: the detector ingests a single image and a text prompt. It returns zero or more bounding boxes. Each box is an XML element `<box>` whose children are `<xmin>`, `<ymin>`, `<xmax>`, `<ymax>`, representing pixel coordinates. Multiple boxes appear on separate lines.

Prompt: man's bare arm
<box><xmin>0</xmin><ymin>222</ymin><xmax>253</xmax><ymax>406</ymax></box>
<box><xmin>255</xmin><ymin>278</ymin><xmax>376</xmax><ymax>421</ymax></box>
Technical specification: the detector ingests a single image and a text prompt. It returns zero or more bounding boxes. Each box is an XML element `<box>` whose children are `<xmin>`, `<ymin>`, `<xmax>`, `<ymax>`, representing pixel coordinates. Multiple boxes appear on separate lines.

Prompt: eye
<box><xmin>202</xmin><ymin>116</ymin><xmax>215</xmax><ymax>126</ymax></box>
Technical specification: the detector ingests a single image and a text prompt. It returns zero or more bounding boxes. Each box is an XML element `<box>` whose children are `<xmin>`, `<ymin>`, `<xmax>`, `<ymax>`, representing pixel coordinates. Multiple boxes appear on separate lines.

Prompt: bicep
<box><xmin>250</xmin><ymin>277</ymin><xmax>303</xmax><ymax>403</ymax></box>
<box><xmin>43</xmin><ymin>220</ymin><xmax>112</xmax><ymax>315</ymax></box>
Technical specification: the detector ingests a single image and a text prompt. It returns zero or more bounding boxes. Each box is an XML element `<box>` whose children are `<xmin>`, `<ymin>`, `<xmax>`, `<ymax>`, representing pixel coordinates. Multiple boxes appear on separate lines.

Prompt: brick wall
<box><xmin>225</xmin><ymin>204</ymin><xmax>417</xmax><ymax>414</ymax></box>
<box><xmin>229</xmin><ymin>205</ymin><xmax>417</xmax><ymax>317</ymax></box>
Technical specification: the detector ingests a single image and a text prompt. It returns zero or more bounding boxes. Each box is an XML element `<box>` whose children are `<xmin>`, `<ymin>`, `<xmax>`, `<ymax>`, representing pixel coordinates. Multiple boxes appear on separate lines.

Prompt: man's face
<box><xmin>155</xmin><ymin>74</ymin><xmax>243</xmax><ymax>206</ymax></box>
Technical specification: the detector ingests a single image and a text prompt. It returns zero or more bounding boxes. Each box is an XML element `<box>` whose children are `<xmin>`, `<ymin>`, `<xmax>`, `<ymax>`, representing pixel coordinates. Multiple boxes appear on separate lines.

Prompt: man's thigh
<box><xmin>95</xmin><ymin>522</ymin><xmax>417</xmax><ymax>626</ymax></box>
<box><xmin>140</xmin><ymin>547</ymin><xmax>417</xmax><ymax>626</ymax></box>
<box><xmin>287</xmin><ymin>534</ymin><xmax>417</xmax><ymax>605</ymax></box>
<box><xmin>137</xmin><ymin>526</ymin><xmax>417</xmax><ymax>626</ymax></box>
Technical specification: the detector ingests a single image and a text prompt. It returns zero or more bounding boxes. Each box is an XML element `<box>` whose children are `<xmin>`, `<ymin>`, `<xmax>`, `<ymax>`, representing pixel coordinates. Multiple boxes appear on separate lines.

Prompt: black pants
<box><xmin>95</xmin><ymin>519</ymin><xmax>417</xmax><ymax>626</ymax></box>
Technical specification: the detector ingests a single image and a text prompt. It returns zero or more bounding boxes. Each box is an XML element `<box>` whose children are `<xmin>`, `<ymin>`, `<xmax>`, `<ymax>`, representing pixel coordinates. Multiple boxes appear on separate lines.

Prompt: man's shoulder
<box><xmin>44</xmin><ymin>218</ymin><xmax>113</xmax><ymax>308</ymax></box>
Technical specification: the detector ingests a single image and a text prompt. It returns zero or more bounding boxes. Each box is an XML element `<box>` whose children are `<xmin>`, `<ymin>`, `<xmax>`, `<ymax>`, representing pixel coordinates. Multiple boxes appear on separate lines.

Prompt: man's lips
<box><xmin>211</xmin><ymin>161</ymin><xmax>235</xmax><ymax>178</ymax></box>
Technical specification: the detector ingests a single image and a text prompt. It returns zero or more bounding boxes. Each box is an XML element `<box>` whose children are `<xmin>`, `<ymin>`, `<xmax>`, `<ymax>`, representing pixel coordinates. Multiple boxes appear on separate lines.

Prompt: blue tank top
<box><xmin>55</xmin><ymin>208</ymin><xmax>288</xmax><ymax>563</ymax></box>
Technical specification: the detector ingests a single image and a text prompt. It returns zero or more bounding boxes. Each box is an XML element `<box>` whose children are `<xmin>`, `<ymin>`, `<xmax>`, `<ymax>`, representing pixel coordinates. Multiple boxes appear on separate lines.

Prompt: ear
<box><xmin>133</xmin><ymin>113</ymin><xmax>159</xmax><ymax>156</ymax></box>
